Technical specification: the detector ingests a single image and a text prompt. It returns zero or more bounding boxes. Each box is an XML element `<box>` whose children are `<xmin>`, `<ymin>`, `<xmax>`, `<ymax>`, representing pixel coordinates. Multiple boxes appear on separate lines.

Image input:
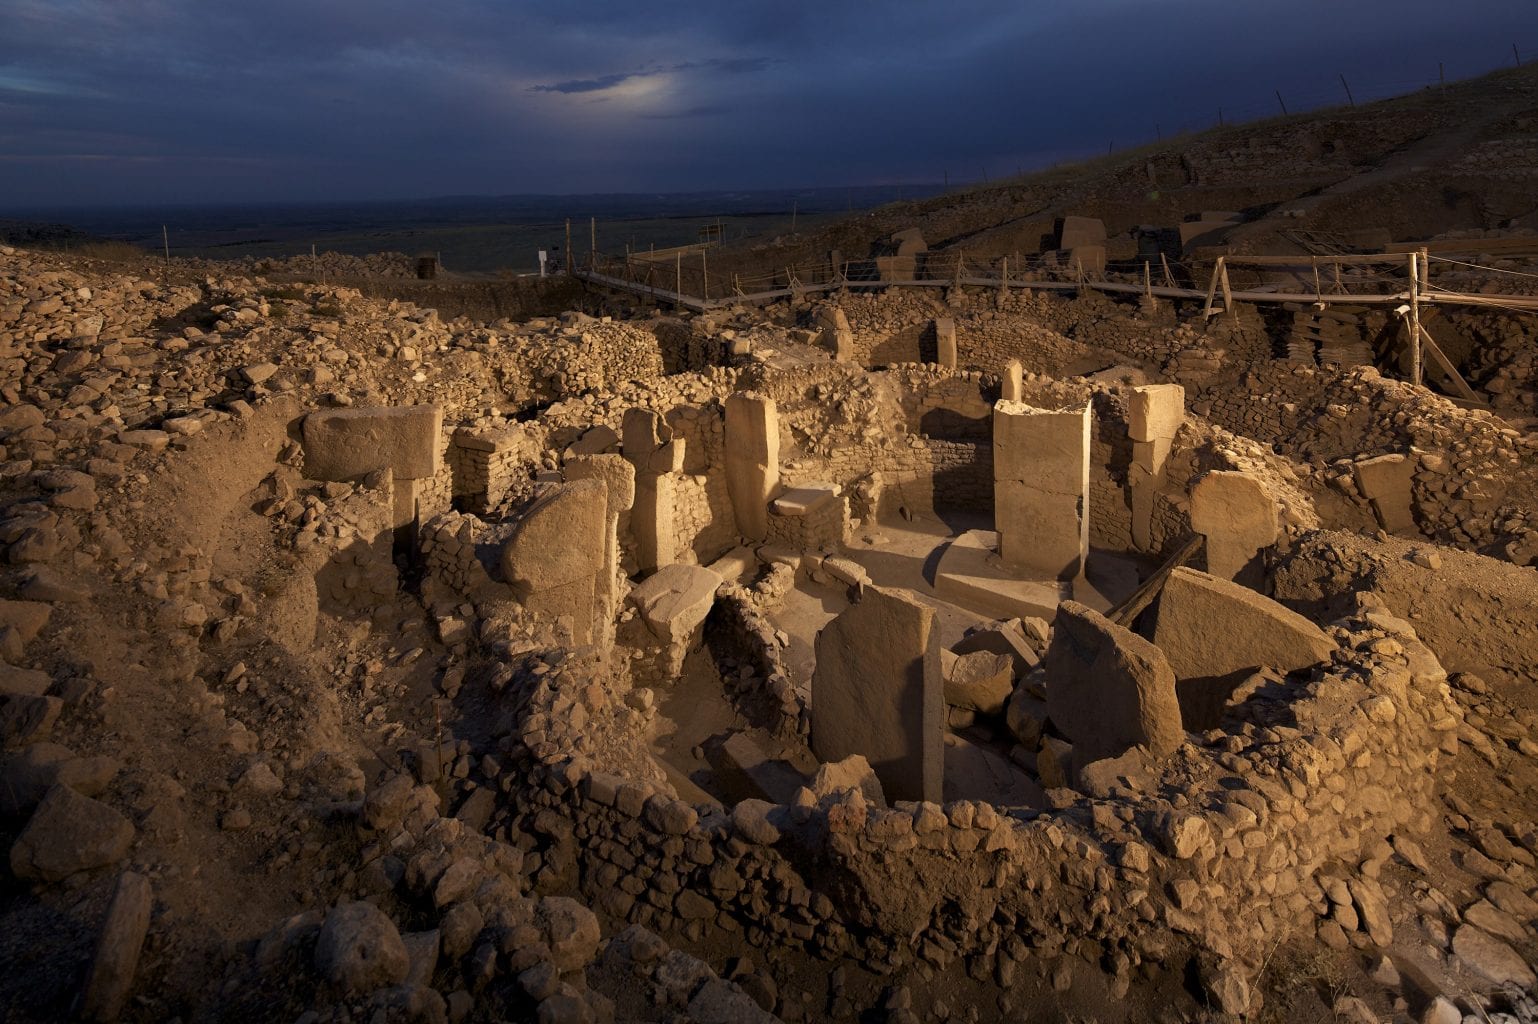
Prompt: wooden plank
<box><xmin>1109</xmin><ymin>535</ymin><xmax>1204</xmax><ymax>629</ymax></box>
<box><xmin>1384</xmin><ymin>236</ymin><xmax>1538</xmax><ymax>256</ymax></box>
<box><xmin>1418</xmin><ymin>325</ymin><xmax>1481</xmax><ymax>403</ymax></box>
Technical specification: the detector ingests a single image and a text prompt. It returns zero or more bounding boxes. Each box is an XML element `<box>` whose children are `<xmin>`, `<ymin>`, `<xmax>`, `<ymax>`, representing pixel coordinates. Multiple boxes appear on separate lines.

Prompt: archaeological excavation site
<box><xmin>4</xmin><ymin>62</ymin><xmax>1538</xmax><ymax>1024</ymax></box>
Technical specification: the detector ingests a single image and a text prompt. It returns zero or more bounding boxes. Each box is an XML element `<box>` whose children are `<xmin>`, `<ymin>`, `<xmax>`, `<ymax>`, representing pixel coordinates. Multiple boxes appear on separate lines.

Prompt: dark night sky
<box><xmin>1</xmin><ymin>0</ymin><xmax>1534</xmax><ymax>207</ymax></box>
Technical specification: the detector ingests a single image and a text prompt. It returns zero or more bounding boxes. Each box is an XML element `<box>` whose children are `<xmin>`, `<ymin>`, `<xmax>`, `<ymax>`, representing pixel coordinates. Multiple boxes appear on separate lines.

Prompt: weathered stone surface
<box><xmin>536</xmin><ymin>896</ymin><xmax>601</xmax><ymax>973</ymax></box>
<box><xmin>808</xmin><ymin>754</ymin><xmax>886</xmax><ymax>807</ymax></box>
<box><xmin>0</xmin><ymin>661</ymin><xmax>51</xmax><ymax>698</ymax></box>
<box><xmin>724</xmin><ymin>393</ymin><xmax>780</xmax><ymax>542</ymax></box>
<box><xmin>952</xmin><ymin>619</ymin><xmax>1039</xmax><ymax>677</ymax></box>
<box><xmin>0</xmin><ymin>600</ymin><xmax>51</xmax><ymax>650</ymax></box>
<box><xmin>1044</xmin><ymin>601</ymin><xmax>1184</xmax><ymax>775</ymax></box>
<box><xmin>1154</xmin><ymin>568</ymin><xmax>1336</xmax><ymax>714</ymax></box>
<box><xmin>81</xmin><ymin>871</ymin><xmax>153</xmax><ymax>1022</ymax></box>
<box><xmin>1450</xmin><ymin>923</ymin><xmax>1536</xmax><ymax>987</ymax></box>
<box><xmin>10</xmin><ymin>783</ymin><xmax>134</xmax><ymax>881</ymax></box>
<box><xmin>934</xmin><ymin>318</ymin><xmax>957</xmax><ymax>369</ymax></box>
<box><xmin>315</xmin><ymin>901</ymin><xmax>410</xmax><ymax>995</ymax></box>
<box><xmin>993</xmin><ymin>401</ymin><xmax>1089</xmax><ymax>579</ymax></box>
<box><xmin>811</xmin><ymin>586</ymin><xmax>942</xmax><ymax>804</ymax></box>
<box><xmin>1353</xmin><ymin>453</ymin><xmax>1415</xmax><ymax>532</ymax></box>
<box><xmin>302</xmin><ymin>405</ymin><xmax>442</xmax><ymax>482</ymax></box>
<box><xmin>500</xmin><ymin>479</ymin><xmax>608</xmax><ymax>643</ymax></box>
<box><xmin>1190</xmin><ymin>471</ymin><xmax>1278</xmax><ymax>584</ymax></box>
<box><xmin>1001</xmin><ymin>359</ymin><xmax>1023</xmax><ymax>402</ymax></box>
<box><xmin>0</xmin><ymin>742</ymin><xmax>119</xmax><ymax>815</ymax></box>
<box><xmin>630</xmin><ymin>564</ymin><xmax>719</xmax><ymax>646</ymax></box>
<box><xmin>941</xmin><ymin>650</ymin><xmax>1013</xmax><ymax>715</ymax></box>
<box><xmin>1128</xmin><ymin>384</ymin><xmax>1185</xmax><ymax>443</ymax></box>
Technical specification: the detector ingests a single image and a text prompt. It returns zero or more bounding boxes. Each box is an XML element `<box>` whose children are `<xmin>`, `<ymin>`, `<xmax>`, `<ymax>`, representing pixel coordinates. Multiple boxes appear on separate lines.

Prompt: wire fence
<box><xmin>578</xmin><ymin>244</ymin><xmax>1538</xmax><ymax>315</ymax></box>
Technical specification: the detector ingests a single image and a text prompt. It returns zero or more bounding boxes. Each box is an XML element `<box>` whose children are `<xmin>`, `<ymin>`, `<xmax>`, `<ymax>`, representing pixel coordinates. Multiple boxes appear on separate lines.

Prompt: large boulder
<box><xmin>1043</xmin><ymin>601</ymin><xmax>1184</xmax><ymax>776</ymax></box>
<box><xmin>1153</xmin><ymin>567</ymin><xmax>1336</xmax><ymax>727</ymax></box>
<box><xmin>314</xmin><ymin>901</ymin><xmax>410</xmax><ymax>995</ymax></box>
<box><xmin>10</xmin><ymin>783</ymin><xmax>134</xmax><ymax>881</ymax></box>
<box><xmin>629</xmin><ymin>564</ymin><xmax>720</xmax><ymax>647</ymax></box>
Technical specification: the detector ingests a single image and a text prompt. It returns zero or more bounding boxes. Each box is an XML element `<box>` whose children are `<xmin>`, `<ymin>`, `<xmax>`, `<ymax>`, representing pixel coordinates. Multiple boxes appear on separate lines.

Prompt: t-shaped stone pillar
<box><xmin>1001</xmin><ymin>360</ymin><xmax>1023</xmax><ymax>402</ymax></box>
<box><xmin>934</xmin><ymin>318</ymin><xmax>957</xmax><ymax>369</ymax></box>
<box><xmin>622</xmin><ymin>408</ymin><xmax>684</xmax><ymax>573</ymax></box>
<box><xmin>993</xmin><ymin>401</ymin><xmax>1090</xmax><ymax>580</ymax></box>
<box><xmin>725</xmin><ymin>392</ymin><xmax>780</xmax><ymax>542</ymax></box>
<box><xmin>1126</xmin><ymin>384</ymin><xmax>1184</xmax><ymax>551</ymax></box>
<box><xmin>1189</xmin><ymin>470</ymin><xmax>1278</xmax><ymax>587</ymax></box>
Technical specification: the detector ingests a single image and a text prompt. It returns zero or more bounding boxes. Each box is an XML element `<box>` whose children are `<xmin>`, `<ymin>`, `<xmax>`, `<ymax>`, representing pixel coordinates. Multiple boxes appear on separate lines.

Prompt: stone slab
<box><xmin>1128</xmin><ymin>384</ymin><xmax>1185</xmax><ymax>442</ymax></box>
<box><xmin>1045</xmin><ymin>601</ymin><xmax>1185</xmax><ymax>776</ymax></box>
<box><xmin>934</xmin><ymin>530</ymin><xmax>1068</xmax><ymax>623</ymax></box>
<box><xmin>1153</xmin><ymin>567</ymin><xmax>1337</xmax><ymax>687</ymax></box>
<box><xmin>302</xmin><ymin>405</ymin><xmax>442</xmax><ymax>482</ymax></box>
<box><xmin>770</xmin><ymin>484</ymin><xmax>838</xmax><ymax>517</ymax></box>
<box><xmin>812</xmin><ymin>586</ymin><xmax>942</xmax><ymax>804</ymax></box>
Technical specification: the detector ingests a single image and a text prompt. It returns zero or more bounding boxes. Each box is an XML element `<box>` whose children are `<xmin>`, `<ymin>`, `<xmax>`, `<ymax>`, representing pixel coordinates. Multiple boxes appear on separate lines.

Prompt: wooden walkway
<box><xmin>574</xmin><ymin>265</ymin><xmax>1538</xmax><ymax>315</ymax></box>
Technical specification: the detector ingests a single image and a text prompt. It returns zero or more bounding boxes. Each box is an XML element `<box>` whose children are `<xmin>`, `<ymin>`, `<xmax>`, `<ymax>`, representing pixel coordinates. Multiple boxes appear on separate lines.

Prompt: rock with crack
<box><xmin>1153</xmin><ymin>566</ymin><xmax>1336</xmax><ymax>729</ymax></box>
<box><xmin>1043</xmin><ymin>601</ymin><xmax>1184</xmax><ymax>779</ymax></box>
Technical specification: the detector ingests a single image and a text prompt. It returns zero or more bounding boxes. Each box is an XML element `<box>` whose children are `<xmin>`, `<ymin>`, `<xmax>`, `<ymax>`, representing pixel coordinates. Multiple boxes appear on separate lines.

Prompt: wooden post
<box><xmin>1312</xmin><ymin>257</ymin><xmax>1322</xmax><ymax>302</ymax></box>
<box><xmin>1276</xmin><ymin>90</ymin><xmax>1288</xmax><ymax>116</ymax></box>
<box><xmin>1340</xmin><ymin>73</ymin><xmax>1355</xmax><ymax>107</ymax></box>
<box><xmin>589</xmin><ymin>216</ymin><xmax>596</xmax><ymax>270</ymax></box>
<box><xmin>565</xmin><ymin>219</ymin><xmax>572</xmax><ymax>276</ymax></box>
<box><xmin>701</xmin><ymin>247</ymin><xmax>708</xmax><ymax>303</ymax></box>
<box><xmin>1408</xmin><ymin>251</ymin><xmax>1422</xmax><ymax>386</ymax></box>
<box><xmin>1203</xmin><ymin>257</ymin><xmax>1224</xmax><ymax>319</ymax></box>
<box><xmin>1143</xmin><ymin>260</ymin><xmax>1152</xmax><ymax>299</ymax></box>
<box><xmin>1219</xmin><ymin>260</ymin><xmax>1235</xmax><ymax>321</ymax></box>
<box><xmin>675</xmin><ymin>250</ymin><xmax>681</xmax><ymax>299</ymax></box>
<box><xmin>162</xmin><ymin>225</ymin><xmax>170</xmax><ymax>269</ymax></box>
<box><xmin>1160</xmin><ymin>253</ymin><xmax>1175</xmax><ymax>288</ymax></box>
<box><xmin>1000</xmin><ymin>256</ymin><xmax>1009</xmax><ymax>295</ymax></box>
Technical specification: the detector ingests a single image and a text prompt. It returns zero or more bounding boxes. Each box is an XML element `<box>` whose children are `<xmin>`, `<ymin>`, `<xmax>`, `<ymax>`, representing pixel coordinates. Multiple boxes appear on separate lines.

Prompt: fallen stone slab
<box><xmin>1044</xmin><ymin>601</ymin><xmax>1185</xmax><ymax>776</ymax></box>
<box><xmin>935</xmin><ymin>530</ymin><xmax>1068</xmax><ymax>622</ymax></box>
<box><xmin>11</xmin><ymin>783</ymin><xmax>135</xmax><ymax>882</ymax></box>
<box><xmin>1450</xmin><ymin>923</ymin><xmax>1536</xmax><ymax>987</ymax></box>
<box><xmin>1153</xmin><ymin>568</ymin><xmax>1336</xmax><ymax>725</ymax></box>
<box><xmin>81</xmin><ymin>871</ymin><xmax>153</xmax><ymax>1022</ymax></box>
<box><xmin>302</xmin><ymin>405</ymin><xmax>442</xmax><ymax>482</ymax></box>
<box><xmin>711</xmin><ymin>733</ymin><xmax>805</xmax><ymax>806</ymax></box>
<box><xmin>951</xmin><ymin>619</ymin><xmax>1039</xmax><ymax>677</ymax></box>
<box><xmin>629</xmin><ymin>563</ymin><xmax>720</xmax><ymax>647</ymax></box>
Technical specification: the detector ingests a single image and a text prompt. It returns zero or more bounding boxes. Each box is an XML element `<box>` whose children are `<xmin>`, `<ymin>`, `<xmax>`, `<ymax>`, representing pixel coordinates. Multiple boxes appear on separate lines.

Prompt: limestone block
<box><xmin>1069</xmin><ymin>244</ymin><xmax>1106</xmax><ymax>277</ymax></box>
<box><xmin>302</xmin><ymin>405</ymin><xmax>442</xmax><ymax>482</ymax></box>
<box><xmin>621</xmin><ymin>408</ymin><xmax>670</xmax><ymax>460</ymax></box>
<box><xmin>833</xmin><ymin>329</ymin><xmax>855</xmax><ymax>362</ymax></box>
<box><xmin>725</xmin><ymin>393</ymin><xmax>780</xmax><ymax>542</ymax></box>
<box><xmin>1190</xmin><ymin>470</ymin><xmax>1279</xmax><ymax>584</ymax></box>
<box><xmin>629</xmin><ymin>563</ymin><xmax>720</xmax><ymax>648</ymax></box>
<box><xmin>1044</xmin><ymin>601</ymin><xmax>1184</xmax><ymax>777</ymax></box>
<box><xmin>1153</xmin><ymin>567</ymin><xmax>1336</xmax><ymax>716</ymax></box>
<box><xmin>1001</xmin><ymin>360</ymin><xmax>1023</xmax><ymax>402</ymax></box>
<box><xmin>1128</xmin><ymin>384</ymin><xmax>1185</xmax><ymax>442</ymax></box>
<box><xmin>1055</xmin><ymin>216</ymin><xmax>1106</xmax><ymax>250</ymax></box>
<box><xmin>811</xmin><ymin>586</ymin><xmax>942</xmax><ymax>804</ymax></box>
<box><xmin>1352</xmin><ymin>454</ymin><xmax>1415</xmax><ymax>532</ymax></box>
<box><xmin>951</xmin><ymin>619</ymin><xmax>1038</xmax><ymax>677</ymax></box>
<box><xmin>500</xmin><ymin>479</ymin><xmax>608</xmax><ymax>642</ymax></box>
<box><xmin>809</xmin><ymin>754</ymin><xmax>886</xmax><ymax>807</ymax></box>
<box><xmin>993</xmin><ymin>401</ymin><xmax>1090</xmax><ymax>579</ymax></box>
<box><xmin>941</xmin><ymin>650</ymin><xmax>1013</xmax><ymax>715</ymax></box>
<box><xmin>934</xmin><ymin>318</ymin><xmax>957</xmax><ymax>369</ymax></box>
<box><xmin>891</xmin><ymin>228</ymin><xmax>927</xmax><ymax>256</ymax></box>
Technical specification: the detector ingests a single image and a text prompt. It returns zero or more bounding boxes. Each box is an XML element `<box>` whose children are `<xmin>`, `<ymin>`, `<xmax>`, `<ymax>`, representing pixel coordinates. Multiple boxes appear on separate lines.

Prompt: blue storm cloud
<box><xmin>0</xmin><ymin>0</ymin><xmax>1533</xmax><ymax>205</ymax></box>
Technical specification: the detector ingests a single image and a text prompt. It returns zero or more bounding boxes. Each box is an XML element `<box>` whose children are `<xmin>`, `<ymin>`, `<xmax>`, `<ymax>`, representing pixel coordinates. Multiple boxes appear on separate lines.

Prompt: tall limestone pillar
<box><xmin>1127</xmin><ymin>384</ymin><xmax>1184</xmax><ymax>551</ymax></box>
<box><xmin>725</xmin><ymin>393</ymin><xmax>780</xmax><ymax>542</ymax></box>
<box><xmin>993</xmin><ymin>401</ymin><xmax>1090</xmax><ymax>580</ymax></box>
